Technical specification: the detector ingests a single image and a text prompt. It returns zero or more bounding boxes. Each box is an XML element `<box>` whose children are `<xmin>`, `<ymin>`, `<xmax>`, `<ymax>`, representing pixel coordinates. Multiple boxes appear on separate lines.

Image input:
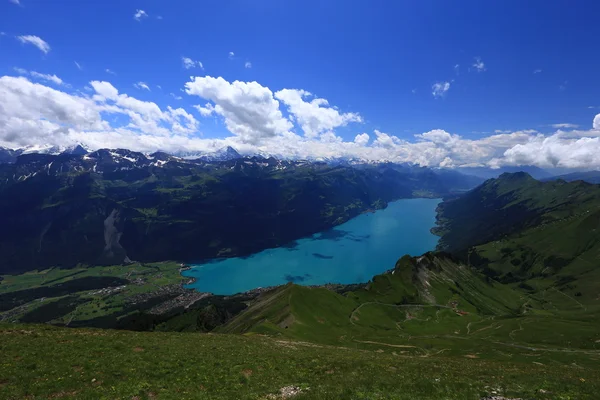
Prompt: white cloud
<box><xmin>185</xmin><ymin>76</ymin><xmax>292</xmax><ymax>143</ymax></box>
<box><xmin>229</xmin><ymin>52</ymin><xmax>235</xmax><ymax>59</ymax></box>
<box><xmin>88</xmin><ymin>80</ymin><xmax>198</xmax><ymax>136</ymax></box>
<box><xmin>29</xmin><ymin>71</ymin><xmax>63</xmax><ymax>86</ymax></box>
<box><xmin>182</xmin><ymin>57</ymin><xmax>203</xmax><ymax>70</ymax></box>
<box><xmin>551</xmin><ymin>123</ymin><xmax>579</xmax><ymax>129</ymax></box>
<box><xmin>170</xmin><ymin>93</ymin><xmax>183</xmax><ymax>100</ymax></box>
<box><xmin>194</xmin><ymin>103</ymin><xmax>215</xmax><ymax>117</ymax></box>
<box><xmin>275</xmin><ymin>89</ymin><xmax>362</xmax><ymax>138</ymax></box>
<box><xmin>454</xmin><ymin>64</ymin><xmax>460</xmax><ymax>75</ymax></box>
<box><xmin>90</xmin><ymin>81</ymin><xmax>119</xmax><ymax>100</ymax></box>
<box><xmin>354</xmin><ymin>133</ymin><xmax>370</xmax><ymax>146</ymax></box>
<box><xmin>10</xmin><ymin>0</ymin><xmax>20</xmax><ymax>5</ymax></box>
<box><xmin>472</xmin><ymin>57</ymin><xmax>486</xmax><ymax>72</ymax></box>
<box><xmin>533</xmin><ymin>69</ymin><xmax>542</xmax><ymax>74</ymax></box>
<box><xmin>74</xmin><ymin>61</ymin><xmax>82</xmax><ymax>70</ymax></box>
<box><xmin>16</xmin><ymin>35</ymin><xmax>50</xmax><ymax>54</ymax></box>
<box><xmin>105</xmin><ymin>69</ymin><xmax>116</xmax><ymax>75</ymax></box>
<box><xmin>245</xmin><ymin>61</ymin><xmax>252</xmax><ymax>69</ymax></box>
<box><xmin>0</xmin><ymin>76</ymin><xmax>106</xmax><ymax>146</ymax></box>
<box><xmin>134</xmin><ymin>82</ymin><xmax>151</xmax><ymax>91</ymax></box>
<box><xmin>432</xmin><ymin>82</ymin><xmax>450</xmax><ymax>98</ymax></box>
<box><xmin>13</xmin><ymin>68</ymin><xmax>64</xmax><ymax>86</ymax></box>
<box><xmin>499</xmin><ymin>133</ymin><xmax>600</xmax><ymax>169</ymax></box>
<box><xmin>134</xmin><ymin>9</ymin><xmax>148</xmax><ymax>21</ymax></box>
<box><xmin>156</xmin><ymin>15</ymin><xmax>163</xmax><ymax>20</ymax></box>
<box><xmin>2</xmin><ymin>74</ymin><xmax>600</xmax><ymax>170</ymax></box>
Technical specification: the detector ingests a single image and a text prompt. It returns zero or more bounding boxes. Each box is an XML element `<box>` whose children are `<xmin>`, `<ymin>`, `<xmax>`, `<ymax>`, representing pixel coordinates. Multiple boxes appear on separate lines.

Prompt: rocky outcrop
<box><xmin>99</xmin><ymin>209</ymin><xmax>131</xmax><ymax>265</ymax></box>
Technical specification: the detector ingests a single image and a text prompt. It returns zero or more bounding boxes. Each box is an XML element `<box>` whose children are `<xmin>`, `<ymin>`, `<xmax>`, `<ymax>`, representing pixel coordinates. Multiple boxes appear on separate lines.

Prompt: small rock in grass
<box><xmin>266</xmin><ymin>385</ymin><xmax>309</xmax><ymax>399</ymax></box>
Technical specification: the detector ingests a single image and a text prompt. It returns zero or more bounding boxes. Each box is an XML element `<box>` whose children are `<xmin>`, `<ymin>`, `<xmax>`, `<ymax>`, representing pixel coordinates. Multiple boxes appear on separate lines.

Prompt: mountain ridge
<box><xmin>0</xmin><ymin>152</ymin><xmax>481</xmax><ymax>274</ymax></box>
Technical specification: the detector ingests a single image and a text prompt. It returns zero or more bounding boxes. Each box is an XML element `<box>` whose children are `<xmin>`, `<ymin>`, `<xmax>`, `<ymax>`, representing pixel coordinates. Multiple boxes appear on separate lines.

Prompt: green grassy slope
<box><xmin>218</xmin><ymin>253</ymin><xmax>600</xmax><ymax>369</ymax></box>
<box><xmin>435</xmin><ymin>173</ymin><xmax>600</xmax><ymax>253</ymax></box>
<box><xmin>1</xmin><ymin>323</ymin><xmax>599</xmax><ymax>400</ymax></box>
<box><xmin>431</xmin><ymin>173</ymin><xmax>600</xmax><ymax>319</ymax></box>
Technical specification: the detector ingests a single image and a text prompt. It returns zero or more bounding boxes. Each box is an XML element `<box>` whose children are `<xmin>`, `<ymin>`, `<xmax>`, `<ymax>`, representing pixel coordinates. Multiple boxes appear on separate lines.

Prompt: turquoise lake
<box><xmin>183</xmin><ymin>198</ymin><xmax>441</xmax><ymax>295</ymax></box>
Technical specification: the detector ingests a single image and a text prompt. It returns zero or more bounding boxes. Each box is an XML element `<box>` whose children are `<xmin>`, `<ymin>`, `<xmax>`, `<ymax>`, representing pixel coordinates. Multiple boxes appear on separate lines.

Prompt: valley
<box><xmin>0</xmin><ymin>149</ymin><xmax>479</xmax><ymax>274</ymax></box>
<box><xmin>2</xmin><ymin>167</ymin><xmax>600</xmax><ymax>399</ymax></box>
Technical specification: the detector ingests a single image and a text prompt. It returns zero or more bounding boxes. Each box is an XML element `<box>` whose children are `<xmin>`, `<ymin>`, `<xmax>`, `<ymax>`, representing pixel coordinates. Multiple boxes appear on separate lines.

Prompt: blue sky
<box><xmin>1</xmin><ymin>0</ymin><xmax>600</xmax><ymax>168</ymax></box>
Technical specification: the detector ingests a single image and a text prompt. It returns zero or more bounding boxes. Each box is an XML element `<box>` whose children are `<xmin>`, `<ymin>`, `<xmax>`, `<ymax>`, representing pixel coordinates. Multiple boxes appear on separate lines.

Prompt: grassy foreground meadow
<box><xmin>1</xmin><ymin>323</ymin><xmax>598</xmax><ymax>400</ymax></box>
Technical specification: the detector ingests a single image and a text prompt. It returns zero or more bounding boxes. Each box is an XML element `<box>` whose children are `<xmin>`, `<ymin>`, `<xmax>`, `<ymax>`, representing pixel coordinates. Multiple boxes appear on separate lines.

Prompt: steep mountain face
<box><xmin>0</xmin><ymin>150</ymin><xmax>479</xmax><ymax>274</ymax></box>
<box><xmin>0</xmin><ymin>147</ymin><xmax>19</xmax><ymax>164</ymax></box>
<box><xmin>434</xmin><ymin>172</ymin><xmax>600</xmax><ymax>253</ymax></box>
<box><xmin>435</xmin><ymin>173</ymin><xmax>600</xmax><ymax>302</ymax></box>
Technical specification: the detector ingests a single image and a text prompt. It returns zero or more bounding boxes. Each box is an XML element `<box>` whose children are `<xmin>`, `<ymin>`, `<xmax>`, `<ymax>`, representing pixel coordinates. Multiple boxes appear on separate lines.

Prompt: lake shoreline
<box><xmin>183</xmin><ymin>198</ymin><xmax>442</xmax><ymax>295</ymax></box>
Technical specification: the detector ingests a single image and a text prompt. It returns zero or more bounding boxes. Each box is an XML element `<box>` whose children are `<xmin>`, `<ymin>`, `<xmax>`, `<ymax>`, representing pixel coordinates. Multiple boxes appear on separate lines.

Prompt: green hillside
<box><xmin>218</xmin><ymin>253</ymin><xmax>600</xmax><ymax>362</ymax></box>
<box><xmin>435</xmin><ymin>172</ymin><xmax>600</xmax><ymax>253</ymax></box>
<box><xmin>433</xmin><ymin>173</ymin><xmax>600</xmax><ymax>320</ymax></box>
<box><xmin>2</xmin><ymin>173</ymin><xmax>600</xmax><ymax>398</ymax></box>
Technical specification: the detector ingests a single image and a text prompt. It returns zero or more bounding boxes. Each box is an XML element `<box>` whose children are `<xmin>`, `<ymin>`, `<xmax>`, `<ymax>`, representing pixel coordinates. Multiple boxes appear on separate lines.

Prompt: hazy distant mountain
<box><xmin>455</xmin><ymin>165</ymin><xmax>552</xmax><ymax>180</ymax></box>
<box><xmin>544</xmin><ymin>170</ymin><xmax>600</xmax><ymax>184</ymax></box>
<box><xmin>171</xmin><ymin>146</ymin><xmax>242</xmax><ymax>161</ymax></box>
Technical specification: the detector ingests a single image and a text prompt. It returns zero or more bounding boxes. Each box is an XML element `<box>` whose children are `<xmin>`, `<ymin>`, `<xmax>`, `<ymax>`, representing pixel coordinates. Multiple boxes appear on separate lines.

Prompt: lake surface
<box><xmin>183</xmin><ymin>198</ymin><xmax>441</xmax><ymax>295</ymax></box>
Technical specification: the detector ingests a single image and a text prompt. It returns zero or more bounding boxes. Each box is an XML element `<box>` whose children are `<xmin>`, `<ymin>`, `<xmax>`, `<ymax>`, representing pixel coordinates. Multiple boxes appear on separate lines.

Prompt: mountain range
<box><xmin>0</xmin><ymin>148</ymin><xmax>481</xmax><ymax>274</ymax></box>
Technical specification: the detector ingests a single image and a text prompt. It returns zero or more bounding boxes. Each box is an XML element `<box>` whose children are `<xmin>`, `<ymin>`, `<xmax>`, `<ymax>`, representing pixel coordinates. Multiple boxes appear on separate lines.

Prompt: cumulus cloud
<box><xmin>2</xmin><ymin>74</ymin><xmax>600</xmax><ymax>170</ymax></box>
<box><xmin>16</xmin><ymin>35</ymin><xmax>50</xmax><ymax>54</ymax></box>
<box><xmin>229</xmin><ymin>52</ymin><xmax>235</xmax><ymax>59</ymax></box>
<box><xmin>182</xmin><ymin>57</ymin><xmax>203</xmax><ymax>70</ymax></box>
<box><xmin>185</xmin><ymin>76</ymin><xmax>292</xmax><ymax>143</ymax></box>
<box><xmin>245</xmin><ymin>61</ymin><xmax>252</xmax><ymax>69</ymax></box>
<box><xmin>134</xmin><ymin>82</ymin><xmax>150</xmax><ymax>91</ymax></box>
<box><xmin>274</xmin><ymin>89</ymin><xmax>362</xmax><ymax>138</ymax></box>
<box><xmin>432</xmin><ymin>82</ymin><xmax>450</xmax><ymax>98</ymax></box>
<box><xmin>170</xmin><ymin>93</ymin><xmax>182</xmax><ymax>100</ymax></box>
<box><xmin>472</xmin><ymin>57</ymin><xmax>486</xmax><ymax>72</ymax></box>
<box><xmin>134</xmin><ymin>9</ymin><xmax>148</xmax><ymax>21</ymax></box>
<box><xmin>354</xmin><ymin>133</ymin><xmax>370</xmax><ymax>146</ymax></box>
<box><xmin>498</xmin><ymin>133</ymin><xmax>600</xmax><ymax>169</ymax></box>
<box><xmin>0</xmin><ymin>76</ymin><xmax>202</xmax><ymax>152</ymax></box>
<box><xmin>194</xmin><ymin>103</ymin><xmax>215</xmax><ymax>117</ymax></box>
